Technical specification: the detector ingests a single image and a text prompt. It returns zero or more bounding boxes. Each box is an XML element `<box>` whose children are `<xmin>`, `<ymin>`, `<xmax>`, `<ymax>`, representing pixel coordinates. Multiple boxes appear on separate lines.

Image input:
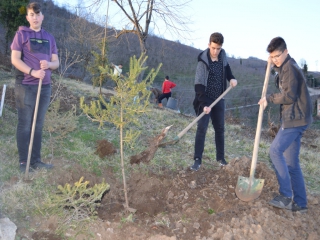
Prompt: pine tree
<box><xmin>80</xmin><ymin>54</ymin><xmax>162</xmax><ymax>210</ymax></box>
<box><xmin>0</xmin><ymin>0</ymin><xmax>28</xmax><ymax>54</ymax></box>
<box><xmin>87</xmin><ymin>40</ymin><xmax>109</xmax><ymax>96</ymax></box>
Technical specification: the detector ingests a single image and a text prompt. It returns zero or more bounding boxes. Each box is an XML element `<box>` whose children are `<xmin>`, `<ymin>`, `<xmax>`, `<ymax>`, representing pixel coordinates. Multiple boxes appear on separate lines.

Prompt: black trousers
<box><xmin>158</xmin><ymin>92</ymin><xmax>171</xmax><ymax>103</ymax></box>
<box><xmin>194</xmin><ymin>99</ymin><xmax>225</xmax><ymax>161</ymax></box>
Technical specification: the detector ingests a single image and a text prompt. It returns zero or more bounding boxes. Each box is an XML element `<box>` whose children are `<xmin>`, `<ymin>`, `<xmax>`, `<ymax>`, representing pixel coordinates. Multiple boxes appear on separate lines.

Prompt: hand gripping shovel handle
<box><xmin>169</xmin><ymin>86</ymin><xmax>232</xmax><ymax>141</ymax></box>
<box><xmin>25</xmin><ymin>78</ymin><xmax>43</xmax><ymax>179</ymax></box>
<box><xmin>176</xmin><ymin>85</ymin><xmax>233</xmax><ymax>139</ymax></box>
<box><xmin>159</xmin><ymin>86</ymin><xmax>233</xmax><ymax>147</ymax></box>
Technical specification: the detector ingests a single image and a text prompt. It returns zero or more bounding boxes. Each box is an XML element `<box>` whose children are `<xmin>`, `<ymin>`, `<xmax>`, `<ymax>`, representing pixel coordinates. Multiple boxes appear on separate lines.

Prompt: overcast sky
<box><xmin>53</xmin><ymin>0</ymin><xmax>319</xmax><ymax>72</ymax></box>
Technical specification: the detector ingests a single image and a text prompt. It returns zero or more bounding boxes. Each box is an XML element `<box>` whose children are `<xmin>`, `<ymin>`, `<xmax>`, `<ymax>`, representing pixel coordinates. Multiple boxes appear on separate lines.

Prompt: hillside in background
<box><xmin>0</xmin><ymin>0</ymin><xmax>319</xmax><ymax>118</ymax></box>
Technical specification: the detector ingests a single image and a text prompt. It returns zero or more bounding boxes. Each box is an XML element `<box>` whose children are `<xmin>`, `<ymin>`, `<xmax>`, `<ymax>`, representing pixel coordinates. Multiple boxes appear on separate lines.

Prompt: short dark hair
<box><xmin>27</xmin><ymin>2</ymin><xmax>42</xmax><ymax>14</ymax></box>
<box><xmin>267</xmin><ymin>37</ymin><xmax>287</xmax><ymax>53</ymax></box>
<box><xmin>209</xmin><ymin>32</ymin><xmax>224</xmax><ymax>45</ymax></box>
<box><xmin>165</xmin><ymin>76</ymin><xmax>169</xmax><ymax>80</ymax></box>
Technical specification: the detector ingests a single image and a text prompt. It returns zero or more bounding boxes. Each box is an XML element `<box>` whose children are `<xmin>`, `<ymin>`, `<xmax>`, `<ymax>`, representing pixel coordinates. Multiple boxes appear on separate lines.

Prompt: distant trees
<box><xmin>0</xmin><ymin>0</ymin><xmax>28</xmax><ymax>54</ymax></box>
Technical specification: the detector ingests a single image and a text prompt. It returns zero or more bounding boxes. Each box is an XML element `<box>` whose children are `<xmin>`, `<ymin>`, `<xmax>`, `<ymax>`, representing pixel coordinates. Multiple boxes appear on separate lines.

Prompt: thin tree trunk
<box><xmin>120</xmin><ymin>102</ymin><xmax>129</xmax><ymax>209</ymax></box>
<box><xmin>137</xmin><ymin>40</ymin><xmax>147</xmax><ymax>82</ymax></box>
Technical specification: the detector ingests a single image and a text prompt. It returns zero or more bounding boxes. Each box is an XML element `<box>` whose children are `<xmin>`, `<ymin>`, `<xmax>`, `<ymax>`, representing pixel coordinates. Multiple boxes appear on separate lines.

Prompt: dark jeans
<box><xmin>15</xmin><ymin>83</ymin><xmax>51</xmax><ymax>164</ymax></box>
<box><xmin>158</xmin><ymin>92</ymin><xmax>171</xmax><ymax>103</ymax></box>
<box><xmin>194</xmin><ymin>99</ymin><xmax>225</xmax><ymax>161</ymax></box>
<box><xmin>269</xmin><ymin>124</ymin><xmax>308</xmax><ymax>207</ymax></box>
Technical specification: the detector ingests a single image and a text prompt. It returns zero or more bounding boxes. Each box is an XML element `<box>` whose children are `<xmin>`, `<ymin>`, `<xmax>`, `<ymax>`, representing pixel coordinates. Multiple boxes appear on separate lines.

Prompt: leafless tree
<box><xmin>66</xmin><ymin>15</ymin><xmax>104</xmax><ymax>79</ymax></box>
<box><xmin>108</xmin><ymin>0</ymin><xmax>192</xmax><ymax>55</ymax></box>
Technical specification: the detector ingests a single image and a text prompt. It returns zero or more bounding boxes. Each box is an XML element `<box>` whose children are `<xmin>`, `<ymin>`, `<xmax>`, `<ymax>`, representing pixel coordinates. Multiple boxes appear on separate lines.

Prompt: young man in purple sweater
<box><xmin>11</xmin><ymin>2</ymin><xmax>59</xmax><ymax>172</ymax></box>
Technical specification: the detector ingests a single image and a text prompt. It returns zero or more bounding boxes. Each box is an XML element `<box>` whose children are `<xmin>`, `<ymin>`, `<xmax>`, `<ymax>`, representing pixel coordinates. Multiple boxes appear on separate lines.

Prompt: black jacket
<box><xmin>193</xmin><ymin>48</ymin><xmax>235</xmax><ymax>115</ymax></box>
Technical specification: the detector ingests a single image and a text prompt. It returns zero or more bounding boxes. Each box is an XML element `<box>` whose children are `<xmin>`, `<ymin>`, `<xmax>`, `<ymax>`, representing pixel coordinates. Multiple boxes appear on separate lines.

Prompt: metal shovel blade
<box><xmin>235</xmin><ymin>60</ymin><xmax>271</xmax><ymax>202</ymax></box>
<box><xmin>235</xmin><ymin>176</ymin><xmax>265</xmax><ymax>202</ymax></box>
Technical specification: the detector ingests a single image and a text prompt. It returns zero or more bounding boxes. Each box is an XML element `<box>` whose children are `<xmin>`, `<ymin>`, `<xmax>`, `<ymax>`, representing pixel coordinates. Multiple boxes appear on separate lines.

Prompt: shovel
<box><xmin>130</xmin><ymin>86</ymin><xmax>233</xmax><ymax>164</ymax></box>
<box><xmin>159</xmin><ymin>85</ymin><xmax>233</xmax><ymax>147</ymax></box>
<box><xmin>235</xmin><ymin>60</ymin><xmax>272</xmax><ymax>201</ymax></box>
<box><xmin>24</xmin><ymin>78</ymin><xmax>43</xmax><ymax>180</ymax></box>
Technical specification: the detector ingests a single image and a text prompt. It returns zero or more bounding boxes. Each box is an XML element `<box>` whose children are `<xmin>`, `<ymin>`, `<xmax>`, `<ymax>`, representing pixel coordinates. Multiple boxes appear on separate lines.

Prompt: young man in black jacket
<box><xmin>191</xmin><ymin>32</ymin><xmax>237</xmax><ymax>171</ymax></box>
<box><xmin>258</xmin><ymin>37</ymin><xmax>313</xmax><ymax>212</ymax></box>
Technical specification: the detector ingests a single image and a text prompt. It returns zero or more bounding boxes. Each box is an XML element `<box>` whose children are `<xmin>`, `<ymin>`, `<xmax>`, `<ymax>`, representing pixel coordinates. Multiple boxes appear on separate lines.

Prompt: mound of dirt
<box><xmin>95</xmin><ymin>139</ymin><xmax>117</xmax><ymax>158</ymax></box>
<box><xmin>95</xmin><ymin>157</ymin><xmax>319</xmax><ymax>240</ymax></box>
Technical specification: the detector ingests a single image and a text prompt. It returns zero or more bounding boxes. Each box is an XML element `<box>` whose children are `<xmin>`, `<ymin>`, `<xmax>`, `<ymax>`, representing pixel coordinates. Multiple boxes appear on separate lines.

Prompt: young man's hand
<box><xmin>31</xmin><ymin>69</ymin><xmax>46</xmax><ymax>79</ymax></box>
<box><xmin>230</xmin><ymin>79</ymin><xmax>237</xmax><ymax>87</ymax></box>
<box><xmin>40</xmin><ymin>60</ymin><xmax>50</xmax><ymax>70</ymax></box>
<box><xmin>258</xmin><ymin>97</ymin><xmax>268</xmax><ymax>110</ymax></box>
<box><xmin>203</xmin><ymin>106</ymin><xmax>211</xmax><ymax>114</ymax></box>
<box><xmin>40</xmin><ymin>55</ymin><xmax>59</xmax><ymax>70</ymax></box>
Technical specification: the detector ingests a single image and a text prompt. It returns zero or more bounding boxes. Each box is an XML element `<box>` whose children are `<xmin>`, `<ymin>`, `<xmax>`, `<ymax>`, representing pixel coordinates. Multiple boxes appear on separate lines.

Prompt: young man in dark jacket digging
<box><xmin>191</xmin><ymin>32</ymin><xmax>237</xmax><ymax>171</ymax></box>
<box><xmin>258</xmin><ymin>37</ymin><xmax>313</xmax><ymax>213</ymax></box>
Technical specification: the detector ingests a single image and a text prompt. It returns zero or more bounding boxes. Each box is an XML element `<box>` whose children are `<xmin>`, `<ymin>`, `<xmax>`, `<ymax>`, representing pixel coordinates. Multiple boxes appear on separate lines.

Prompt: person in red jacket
<box><xmin>158</xmin><ymin>76</ymin><xmax>176</xmax><ymax>108</ymax></box>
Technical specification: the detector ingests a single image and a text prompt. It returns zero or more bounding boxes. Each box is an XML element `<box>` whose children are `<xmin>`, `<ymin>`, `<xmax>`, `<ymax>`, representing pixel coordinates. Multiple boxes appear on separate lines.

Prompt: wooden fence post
<box><xmin>0</xmin><ymin>84</ymin><xmax>6</xmax><ymax>117</ymax></box>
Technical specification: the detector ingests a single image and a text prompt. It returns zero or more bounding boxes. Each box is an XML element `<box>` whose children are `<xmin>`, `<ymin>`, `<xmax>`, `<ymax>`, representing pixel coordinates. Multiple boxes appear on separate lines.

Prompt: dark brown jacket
<box><xmin>268</xmin><ymin>55</ymin><xmax>313</xmax><ymax>128</ymax></box>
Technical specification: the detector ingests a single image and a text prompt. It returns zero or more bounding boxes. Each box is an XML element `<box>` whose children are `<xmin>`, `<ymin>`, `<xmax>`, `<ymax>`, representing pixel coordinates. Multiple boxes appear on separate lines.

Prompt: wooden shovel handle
<box><xmin>25</xmin><ymin>78</ymin><xmax>43</xmax><ymax>178</ymax></box>
<box><xmin>249</xmin><ymin>61</ymin><xmax>272</xmax><ymax>180</ymax></box>
<box><xmin>177</xmin><ymin>85</ymin><xmax>233</xmax><ymax>139</ymax></box>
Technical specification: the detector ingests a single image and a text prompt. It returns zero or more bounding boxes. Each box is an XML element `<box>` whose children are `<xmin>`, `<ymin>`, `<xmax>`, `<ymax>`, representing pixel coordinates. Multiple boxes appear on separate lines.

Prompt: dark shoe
<box><xmin>218</xmin><ymin>159</ymin><xmax>228</xmax><ymax>166</ymax></box>
<box><xmin>292</xmin><ymin>202</ymin><xmax>308</xmax><ymax>213</ymax></box>
<box><xmin>20</xmin><ymin>162</ymin><xmax>34</xmax><ymax>173</ymax></box>
<box><xmin>31</xmin><ymin>161</ymin><xmax>54</xmax><ymax>170</ymax></box>
<box><xmin>190</xmin><ymin>158</ymin><xmax>201</xmax><ymax>171</ymax></box>
<box><xmin>269</xmin><ymin>195</ymin><xmax>292</xmax><ymax>210</ymax></box>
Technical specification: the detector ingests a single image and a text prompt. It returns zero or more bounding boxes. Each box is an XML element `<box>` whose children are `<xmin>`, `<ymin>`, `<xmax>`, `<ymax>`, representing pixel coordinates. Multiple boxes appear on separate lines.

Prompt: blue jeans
<box><xmin>194</xmin><ymin>99</ymin><xmax>225</xmax><ymax>161</ymax></box>
<box><xmin>269</xmin><ymin>125</ymin><xmax>308</xmax><ymax>207</ymax></box>
<box><xmin>15</xmin><ymin>83</ymin><xmax>51</xmax><ymax>165</ymax></box>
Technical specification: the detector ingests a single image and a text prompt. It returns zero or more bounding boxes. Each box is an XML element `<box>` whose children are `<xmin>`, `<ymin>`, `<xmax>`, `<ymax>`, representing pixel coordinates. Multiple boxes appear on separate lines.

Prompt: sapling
<box><xmin>80</xmin><ymin>54</ymin><xmax>161</xmax><ymax>210</ymax></box>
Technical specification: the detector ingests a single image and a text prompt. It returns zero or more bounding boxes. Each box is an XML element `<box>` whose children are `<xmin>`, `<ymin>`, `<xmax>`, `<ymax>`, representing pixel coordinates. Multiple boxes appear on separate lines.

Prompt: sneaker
<box><xmin>190</xmin><ymin>158</ymin><xmax>201</xmax><ymax>171</ymax></box>
<box><xmin>218</xmin><ymin>159</ymin><xmax>228</xmax><ymax>166</ymax></box>
<box><xmin>292</xmin><ymin>202</ymin><xmax>308</xmax><ymax>213</ymax></box>
<box><xmin>20</xmin><ymin>162</ymin><xmax>34</xmax><ymax>173</ymax></box>
<box><xmin>268</xmin><ymin>195</ymin><xmax>292</xmax><ymax>210</ymax></box>
<box><xmin>31</xmin><ymin>161</ymin><xmax>54</xmax><ymax>170</ymax></box>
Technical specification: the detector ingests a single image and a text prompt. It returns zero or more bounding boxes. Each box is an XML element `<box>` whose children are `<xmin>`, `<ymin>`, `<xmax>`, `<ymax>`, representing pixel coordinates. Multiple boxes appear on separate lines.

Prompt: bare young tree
<box><xmin>109</xmin><ymin>0</ymin><xmax>192</xmax><ymax>56</ymax></box>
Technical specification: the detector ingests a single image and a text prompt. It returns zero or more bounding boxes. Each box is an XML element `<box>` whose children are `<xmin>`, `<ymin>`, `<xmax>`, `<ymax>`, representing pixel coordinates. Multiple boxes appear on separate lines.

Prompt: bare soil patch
<box><xmin>17</xmin><ymin>155</ymin><xmax>320</xmax><ymax>240</ymax></box>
